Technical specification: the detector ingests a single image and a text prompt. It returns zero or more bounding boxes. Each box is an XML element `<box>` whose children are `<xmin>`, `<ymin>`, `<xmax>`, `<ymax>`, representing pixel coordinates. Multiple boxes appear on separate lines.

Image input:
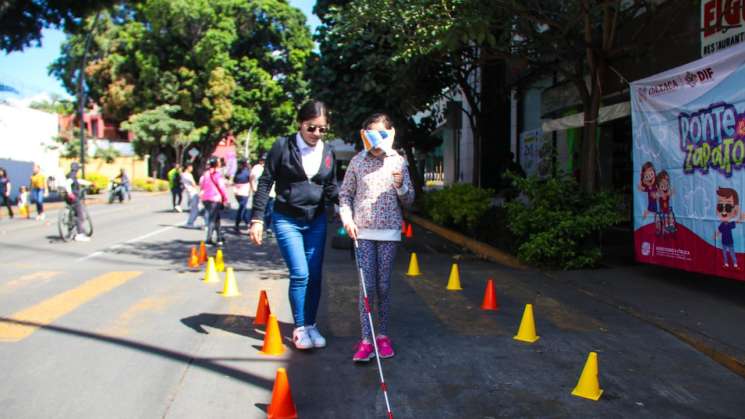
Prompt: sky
<box><xmin>0</xmin><ymin>0</ymin><xmax>321</xmax><ymax>102</ymax></box>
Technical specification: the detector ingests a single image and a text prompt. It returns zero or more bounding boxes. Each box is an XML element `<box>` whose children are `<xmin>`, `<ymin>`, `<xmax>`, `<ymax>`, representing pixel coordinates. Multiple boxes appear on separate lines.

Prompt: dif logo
<box><xmin>641</xmin><ymin>241</ymin><xmax>651</xmax><ymax>256</ymax></box>
<box><xmin>684</xmin><ymin>67</ymin><xmax>715</xmax><ymax>88</ymax></box>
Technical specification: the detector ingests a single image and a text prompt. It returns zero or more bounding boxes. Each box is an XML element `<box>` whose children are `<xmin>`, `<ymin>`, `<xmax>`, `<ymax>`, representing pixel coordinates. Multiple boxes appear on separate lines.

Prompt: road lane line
<box><xmin>76</xmin><ymin>226</ymin><xmax>175</xmax><ymax>262</ymax></box>
<box><xmin>0</xmin><ymin>271</ymin><xmax>60</xmax><ymax>294</ymax></box>
<box><xmin>0</xmin><ymin>271</ymin><xmax>142</xmax><ymax>342</ymax></box>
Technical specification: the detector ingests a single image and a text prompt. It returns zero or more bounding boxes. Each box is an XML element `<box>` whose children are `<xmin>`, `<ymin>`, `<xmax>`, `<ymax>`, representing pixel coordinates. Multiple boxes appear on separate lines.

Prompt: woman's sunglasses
<box><xmin>304</xmin><ymin>124</ymin><xmax>328</xmax><ymax>134</ymax></box>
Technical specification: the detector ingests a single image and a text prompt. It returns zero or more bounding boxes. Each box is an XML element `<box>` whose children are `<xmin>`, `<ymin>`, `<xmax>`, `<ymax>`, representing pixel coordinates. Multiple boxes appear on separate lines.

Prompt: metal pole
<box><xmin>77</xmin><ymin>11</ymin><xmax>102</xmax><ymax>179</ymax></box>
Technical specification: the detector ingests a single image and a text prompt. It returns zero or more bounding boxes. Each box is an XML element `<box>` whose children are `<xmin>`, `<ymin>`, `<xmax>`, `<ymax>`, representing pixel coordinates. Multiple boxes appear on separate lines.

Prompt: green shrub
<box><xmin>132</xmin><ymin>177</ymin><xmax>169</xmax><ymax>192</ymax></box>
<box><xmin>504</xmin><ymin>175</ymin><xmax>623</xmax><ymax>269</ymax></box>
<box><xmin>84</xmin><ymin>172</ymin><xmax>109</xmax><ymax>194</ymax></box>
<box><xmin>424</xmin><ymin>183</ymin><xmax>494</xmax><ymax>232</ymax></box>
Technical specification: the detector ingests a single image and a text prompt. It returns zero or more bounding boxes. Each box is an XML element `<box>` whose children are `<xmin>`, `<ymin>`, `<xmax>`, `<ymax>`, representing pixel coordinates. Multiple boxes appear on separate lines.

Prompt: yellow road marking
<box><xmin>100</xmin><ymin>296</ymin><xmax>174</xmax><ymax>337</ymax></box>
<box><xmin>1</xmin><ymin>271</ymin><xmax>60</xmax><ymax>293</ymax></box>
<box><xmin>0</xmin><ymin>271</ymin><xmax>142</xmax><ymax>342</ymax></box>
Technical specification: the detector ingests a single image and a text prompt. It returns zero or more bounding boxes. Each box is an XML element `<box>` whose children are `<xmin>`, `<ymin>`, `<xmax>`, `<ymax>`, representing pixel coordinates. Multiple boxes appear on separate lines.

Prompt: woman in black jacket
<box><xmin>249</xmin><ymin>100</ymin><xmax>338</xmax><ymax>350</ymax></box>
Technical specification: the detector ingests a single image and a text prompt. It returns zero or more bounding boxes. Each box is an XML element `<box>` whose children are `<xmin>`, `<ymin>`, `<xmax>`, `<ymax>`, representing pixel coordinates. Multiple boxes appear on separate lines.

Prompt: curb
<box><xmin>406</xmin><ymin>213</ymin><xmax>526</xmax><ymax>270</ymax></box>
<box><xmin>407</xmin><ymin>212</ymin><xmax>745</xmax><ymax>379</ymax></box>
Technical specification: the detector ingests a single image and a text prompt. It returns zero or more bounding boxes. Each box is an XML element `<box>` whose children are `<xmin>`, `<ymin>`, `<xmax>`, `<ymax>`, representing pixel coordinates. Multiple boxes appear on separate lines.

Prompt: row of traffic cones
<box><xmin>404</xmin><ymin>251</ymin><xmax>603</xmax><ymax>400</ymax></box>
<box><xmin>188</xmin><ymin>240</ymin><xmax>298</xmax><ymax>417</ymax></box>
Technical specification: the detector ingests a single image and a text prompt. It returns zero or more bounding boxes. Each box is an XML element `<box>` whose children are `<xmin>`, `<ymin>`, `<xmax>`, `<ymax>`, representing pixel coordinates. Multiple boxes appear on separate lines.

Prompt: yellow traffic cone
<box><xmin>215</xmin><ymin>248</ymin><xmax>225</xmax><ymax>273</ymax></box>
<box><xmin>513</xmin><ymin>304</ymin><xmax>540</xmax><ymax>343</ymax></box>
<box><xmin>203</xmin><ymin>257</ymin><xmax>219</xmax><ymax>283</ymax></box>
<box><xmin>406</xmin><ymin>253</ymin><xmax>421</xmax><ymax>276</ymax></box>
<box><xmin>261</xmin><ymin>314</ymin><xmax>285</xmax><ymax>356</ymax></box>
<box><xmin>572</xmin><ymin>352</ymin><xmax>603</xmax><ymax>400</ymax></box>
<box><xmin>446</xmin><ymin>263</ymin><xmax>462</xmax><ymax>290</ymax></box>
<box><xmin>221</xmin><ymin>267</ymin><xmax>241</xmax><ymax>297</ymax></box>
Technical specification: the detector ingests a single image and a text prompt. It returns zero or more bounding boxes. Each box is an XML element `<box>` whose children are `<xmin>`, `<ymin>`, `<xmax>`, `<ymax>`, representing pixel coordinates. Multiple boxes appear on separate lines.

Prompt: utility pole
<box><xmin>77</xmin><ymin>11</ymin><xmax>101</xmax><ymax>179</ymax></box>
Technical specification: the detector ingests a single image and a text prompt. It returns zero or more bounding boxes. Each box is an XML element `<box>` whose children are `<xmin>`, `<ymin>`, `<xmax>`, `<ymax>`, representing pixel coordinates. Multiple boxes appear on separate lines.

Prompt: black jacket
<box><xmin>251</xmin><ymin>136</ymin><xmax>338</xmax><ymax>222</ymax></box>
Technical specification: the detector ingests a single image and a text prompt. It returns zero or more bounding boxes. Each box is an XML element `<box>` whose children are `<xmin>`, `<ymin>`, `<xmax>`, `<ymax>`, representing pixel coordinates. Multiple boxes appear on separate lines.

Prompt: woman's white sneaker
<box><xmin>293</xmin><ymin>326</ymin><xmax>313</xmax><ymax>350</ymax></box>
<box><xmin>306</xmin><ymin>324</ymin><xmax>327</xmax><ymax>348</ymax></box>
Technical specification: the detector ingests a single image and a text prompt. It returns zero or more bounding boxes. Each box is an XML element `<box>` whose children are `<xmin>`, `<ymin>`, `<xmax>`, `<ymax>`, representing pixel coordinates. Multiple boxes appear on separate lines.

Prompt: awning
<box><xmin>541</xmin><ymin>102</ymin><xmax>630</xmax><ymax>133</ymax></box>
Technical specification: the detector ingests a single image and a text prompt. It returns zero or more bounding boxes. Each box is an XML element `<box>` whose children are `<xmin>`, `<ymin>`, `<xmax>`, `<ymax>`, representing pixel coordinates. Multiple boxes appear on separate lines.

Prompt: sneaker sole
<box><xmin>294</xmin><ymin>343</ymin><xmax>313</xmax><ymax>350</ymax></box>
<box><xmin>353</xmin><ymin>353</ymin><xmax>375</xmax><ymax>362</ymax></box>
<box><xmin>379</xmin><ymin>352</ymin><xmax>395</xmax><ymax>359</ymax></box>
<box><xmin>312</xmin><ymin>341</ymin><xmax>327</xmax><ymax>348</ymax></box>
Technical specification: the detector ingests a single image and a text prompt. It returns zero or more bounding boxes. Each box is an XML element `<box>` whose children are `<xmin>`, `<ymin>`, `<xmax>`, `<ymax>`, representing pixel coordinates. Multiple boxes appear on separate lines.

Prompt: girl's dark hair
<box><xmin>361</xmin><ymin>113</ymin><xmax>394</xmax><ymax>130</ymax></box>
<box><xmin>0</xmin><ymin>167</ymin><xmax>5</xmax><ymax>176</ymax></box>
<box><xmin>297</xmin><ymin>100</ymin><xmax>329</xmax><ymax>123</ymax></box>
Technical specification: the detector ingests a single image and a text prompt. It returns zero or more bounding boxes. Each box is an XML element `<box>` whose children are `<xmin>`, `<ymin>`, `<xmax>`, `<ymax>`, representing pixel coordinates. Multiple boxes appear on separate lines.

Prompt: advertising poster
<box><xmin>631</xmin><ymin>42</ymin><xmax>745</xmax><ymax>281</ymax></box>
<box><xmin>519</xmin><ymin>129</ymin><xmax>552</xmax><ymax>178</ymax></box>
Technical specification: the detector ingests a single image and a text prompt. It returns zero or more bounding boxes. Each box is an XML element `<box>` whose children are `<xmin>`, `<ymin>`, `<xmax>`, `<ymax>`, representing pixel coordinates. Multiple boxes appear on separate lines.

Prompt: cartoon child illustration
<box><xmin>656</xmin><ymin>170</ymin><xmax>675</xmax><ymax>233</ymax></box>
<box><xmin>714</xmin><ymin>187</ymin><xmax>742</xmax><ymax>269</ymax></box>
<box><xmin>637</xmin><ymin>161</ymin><xmax>657</xmax><ymax>221</ymax></box>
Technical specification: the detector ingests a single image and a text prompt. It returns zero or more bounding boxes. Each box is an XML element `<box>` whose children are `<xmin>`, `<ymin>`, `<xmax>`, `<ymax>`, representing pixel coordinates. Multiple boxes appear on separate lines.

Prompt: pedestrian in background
<box><xmin>0</xmin><ymin>167</ymin><xmax>13</xmax><ymax>219</ymax></box>
<box><xmin>30</xmin><ymin>164</ymin><xmax>47</xmax><ymax>220</ymax></box>
<box><xmin>249</xmin><ymin>153</ymin><xmax>275</xmax><ymax>234</ymax></box>
<box><xmin>200</xmin><ymin>157</ymin><xmax>228</xmax><ymax>246</ymax></box>
<box><xmin>340</xmin><ymin>113</ymin><xmax>415</xmax><ymax>362</ymax></box>
<box><xmin>233</xmin><ymin>159</ymin><xmax>251</xmax><ymax>232</ymax></box>
<box><xmin>181</xmin><ymin>163</ymin><xmax>202</xmax><ymax>229</ymax></box>
<box><xmin>249</xmin><ymin>100</ymin><xmax>338</xmax><ymax>350</ymax></box>
<box><xmin>17</xmin><ymin>186</ymin><xmax>30</xmax><ymax>218</ymax></box>
<box><xmin>167</xmin><ymin>163</ymin><xmax>183</xmax><ymax>212</ymax></box>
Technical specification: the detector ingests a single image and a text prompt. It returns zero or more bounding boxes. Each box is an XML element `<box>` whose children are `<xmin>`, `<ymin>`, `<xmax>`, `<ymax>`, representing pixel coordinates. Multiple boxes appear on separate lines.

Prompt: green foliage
<box><xmin>132</xmin><ymin>177</ymin><xmax>169</xmax><ymax>192</ymax></box>
<box><xmin>424</xmin><ymin>183</ymin><xmax>494</xmax><ymax>232</ymax></box>
<box><xmin>504</xmin><ymin>175</ymin><xmax>623</xmax><ymax>269</ymax></box>
<box><xmin>121</xmin><ymin>104</ymin><xmax>196</xmax><ymax>163</ymax></box>
<box><xmin>29</xmin><ymin>95</ymin><xmax>75</xmax><ymax>115</ymax></box>
<box><xmin>49</xmin><ymin>135</ymin><xmax>82</xmax><ymax>159</ymax></box>
<box><xmin>93</xmin><ymin>146</ymin><xmax>120</xmax><ymax>163</ymax></box>
<box><xmin>84</xmin><ymin>172</ymin><xmax>109</xmax><ymax>195</ymax></box>
<box><xmin>51</xmin><ymin>0</ymin><xmax>314</xmax><ymax>150</ymax></box>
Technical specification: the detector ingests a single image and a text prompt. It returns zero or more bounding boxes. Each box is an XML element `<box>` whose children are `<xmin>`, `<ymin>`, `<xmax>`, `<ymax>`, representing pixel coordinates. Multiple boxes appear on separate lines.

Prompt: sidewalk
<box><xmin>273</xmin><ymin>219</ymin><xmax>745</xmax><ymax>418</ymax></box>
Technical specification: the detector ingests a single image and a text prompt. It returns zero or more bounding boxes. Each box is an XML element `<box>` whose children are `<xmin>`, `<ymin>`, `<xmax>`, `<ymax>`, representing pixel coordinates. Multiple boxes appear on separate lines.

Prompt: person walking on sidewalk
<box><xmin>249</xmin><ymin>153</ymin><xmax>275</xmax><ymax>234</ymax></box>
<box><xmin>249</xmin><ymin>100</ymin><xmax>338</xmax><ymax>350</ymax></box>
<box><xmin>0</xmin><ymin>167</ymin><xmax>13</xmax><ymax>219</ymax></box>
<box><xmin>168</xmin><ymin>163</ymin><xmax>183</xmax><ymax>212</ymax></box>
<box><xmin>200</xmin><ymin>157</ymin><xmax>228</xmax><ymax>246</ymax></box>
<box><xmin>339</xmin><ymin>113</ymin><xmax>415</xmax><ymax>362</ymax></box>
<box><xmin>30</xmin><ymin>164</ymin><xmax>48</xmax><ymax>220</ymax></box>
<box><xmin>181</xmin><ymin>163</ymin><xmax>202</xmax><ymax>228</ymax></box>
<box><xmin>233</xmin><ymin>159</ymin><xmax>251</xmax><ymax>232</ymax></box>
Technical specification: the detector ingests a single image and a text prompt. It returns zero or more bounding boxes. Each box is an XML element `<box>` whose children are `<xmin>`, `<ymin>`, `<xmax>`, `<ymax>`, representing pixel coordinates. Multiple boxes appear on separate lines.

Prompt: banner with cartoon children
<box><xmin>631</xmin><ymin>42</ymin><xmax>745</xmax><ymax>281</ymax></box>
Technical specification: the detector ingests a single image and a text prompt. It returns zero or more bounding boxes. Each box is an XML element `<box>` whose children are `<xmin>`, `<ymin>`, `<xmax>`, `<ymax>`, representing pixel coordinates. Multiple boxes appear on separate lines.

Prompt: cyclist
<box><xmin>63</xmin><ymin>162</ymin><xmax>91</xmax><ymax>242</ymax></box>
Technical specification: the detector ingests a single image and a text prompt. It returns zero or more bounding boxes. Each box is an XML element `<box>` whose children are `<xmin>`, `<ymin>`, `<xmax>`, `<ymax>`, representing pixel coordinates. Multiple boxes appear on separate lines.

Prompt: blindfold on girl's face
<box><xmin>360</xmin><ymin>130</ymin><xmax>393</xmax><ymax>152</ymax></box>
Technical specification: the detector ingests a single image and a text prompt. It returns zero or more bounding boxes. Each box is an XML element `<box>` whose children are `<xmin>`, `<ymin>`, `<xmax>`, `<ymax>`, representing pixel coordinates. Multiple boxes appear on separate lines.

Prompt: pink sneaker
<box><xmin>352</xmin><ymin>341</ymin><xmax>375</xmax><ymax>362</ymax></box>
<box><xmin>376</xmin><ymin>335</ymin><xmax>395</xmax><ymax>359</ymax></box>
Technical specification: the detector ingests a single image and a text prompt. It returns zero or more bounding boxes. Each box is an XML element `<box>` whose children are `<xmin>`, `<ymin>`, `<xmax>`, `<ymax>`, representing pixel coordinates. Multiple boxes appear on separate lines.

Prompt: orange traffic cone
<box><xmin>261</xmin><ymin>314</ymin><xmax>285</xmax><ymax>356</ymax></box>
<box><xmin>187</xmin><ymin>246</ymin><xmax>199</xmax><ymax>269</ymax></box>
<box><xmin>198</xmin><ymin>241</ymin><xmax>207</xmax><ymax>265</ymax></box>
<box><xmin>405</xmin><ymin>223</ymin><xmax>413</xmax><ymax>238</ymax></box>
<box><xmin>401</xmin><ymin>220</ymin><xmax>407</xmax><ymax>234</ymax></box>
<box><xmin>267</xmin><ymin>368</ymin><xmax>298</xmax><ymax>419</ymax></box>
<box><xmin>255</xmin><ymin>290</ymin><xmax>271</xmax><ymax>326</ymax></box>
<box><xmin>481</xmin><ymin>278</ymin><xmax>499</xmax><ymax>311</ymax></box>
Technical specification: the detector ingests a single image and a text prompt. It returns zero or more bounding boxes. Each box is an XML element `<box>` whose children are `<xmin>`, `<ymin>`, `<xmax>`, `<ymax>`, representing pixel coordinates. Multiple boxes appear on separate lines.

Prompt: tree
<box><xmin>120</xmin><ymin>105</ymin><xmax>198</xmax><ymax>165</ymax></box>
<box><xmin>333</xmin><ymin>0</ymin><xmax>699</xmax><ymax>192</ymax></box>
<box><xmin>310</xmin><ymin>1</ymin><xmax>445</xmax><ymax>193</ymax></box>
<box><xmin>0</xmin><ymin>0</ymin><xmax>132</xmax><ymax>52</ymax></box>
<box><xmin>29</xmin><ymin>94</ymin><xmax>75</xmax><ymax>115</ymax></box>
<box><xmin>50</xmin><ymin>0</ymin><xmax>314</xmax><ymax>165</ymax></box>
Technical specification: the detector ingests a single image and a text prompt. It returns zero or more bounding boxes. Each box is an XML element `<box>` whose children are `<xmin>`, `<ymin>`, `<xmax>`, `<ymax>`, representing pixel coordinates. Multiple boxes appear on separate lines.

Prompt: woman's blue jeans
<box><xmin>272</xmin><ymin>211</ymin><xmax>327</xmax><ymax>327</ymax></box>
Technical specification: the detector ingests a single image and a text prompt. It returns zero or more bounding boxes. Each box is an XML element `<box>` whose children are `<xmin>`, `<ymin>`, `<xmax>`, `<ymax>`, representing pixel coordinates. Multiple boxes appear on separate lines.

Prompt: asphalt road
<box><xmin>1</xmin><ymin>192</ymin><xmax>745</xmax><ymax>419</ymax></box>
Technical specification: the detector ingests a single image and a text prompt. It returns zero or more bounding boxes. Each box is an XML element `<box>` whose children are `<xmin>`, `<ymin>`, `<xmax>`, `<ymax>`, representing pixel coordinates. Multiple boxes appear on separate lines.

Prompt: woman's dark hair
<box><xmin>297</xmin><ymin>100</ymin><xmax>329</xmax><ymax>123</ymax></box>
<box><xmin>0</xmin><ymin>167</ymin><xmax>5</xmax><ymax>177</ymax></box>
<box><xmin>361</xmin><ymin>113</ymin><xmax>394</xmax><ymax>130</ymax></box>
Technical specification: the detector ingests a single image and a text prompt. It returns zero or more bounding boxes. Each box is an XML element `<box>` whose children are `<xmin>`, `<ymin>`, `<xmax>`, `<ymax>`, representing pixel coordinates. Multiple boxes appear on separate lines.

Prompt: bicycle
<box><xmin>57</xmin><ymin>189</ymin><xmax>93</xmax><ymax>242</ymax></box>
